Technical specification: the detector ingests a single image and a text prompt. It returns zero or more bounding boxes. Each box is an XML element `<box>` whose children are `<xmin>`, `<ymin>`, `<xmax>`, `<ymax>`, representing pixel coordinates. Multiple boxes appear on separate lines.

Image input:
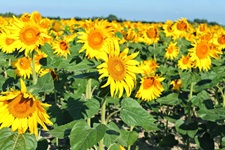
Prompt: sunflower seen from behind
<box><xmin>0</xmin><ymin>79</ymin><xmax>53</xmax><ymax>137</ymax></box>
<box><xmin>97</xmin><ymin>39</ymin><xmax>140</xmax><ymax>98</ymax></box>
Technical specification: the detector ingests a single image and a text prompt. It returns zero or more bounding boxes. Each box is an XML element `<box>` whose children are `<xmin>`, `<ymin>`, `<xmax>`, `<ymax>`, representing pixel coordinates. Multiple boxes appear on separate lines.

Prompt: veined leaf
<box><xmin>0</xmin><ymin>128</ymin><xmax>37</xmax><ymax>150</ymax></box>
<box><xmin>120</xmin><ymin>98</ymin><xmax>158</xmax><ymax>130</ymax></box>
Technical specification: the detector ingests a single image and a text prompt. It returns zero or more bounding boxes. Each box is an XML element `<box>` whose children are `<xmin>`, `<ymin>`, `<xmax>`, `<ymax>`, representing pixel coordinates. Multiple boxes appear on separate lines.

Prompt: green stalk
<box><xmin>186</xmin><ymin>82</ymin><xmax>194</xmax><ymax>150</ymax></box>
<box><xmin>31</xmin><ymin>52</ymin><xmax>37</xmax><ymax>85</ymax></box>
<box><xmin>99</xmin><ymin>98</ymin><xmax>106</xmax><ymax>150</ymax></box>
<box><xmin>128</xmin><ymin>126</ymin><xmax>134</xmax><ymax>150</ymax></box>
<box><xmin>86</xmin><ymin>78</ymin><xmax>92</xmax><ymax>127</ymax></box>
<box><xmin>217</xmin><ymin>85</ymin><xmax>225</xmax><ymax>107</ymax></box>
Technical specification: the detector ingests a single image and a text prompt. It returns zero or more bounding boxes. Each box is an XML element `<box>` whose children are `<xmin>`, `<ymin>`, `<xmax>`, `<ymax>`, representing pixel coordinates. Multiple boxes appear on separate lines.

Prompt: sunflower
<box><xmin>162</xmin><ymin>20</ymin><xmax>175</xmax><ymax>37</ymax></box>
<box><xmin>0</xmin><ymin>31</ymin><xmax>16</xmax><ymax>53</ymax></box>
<box><xmin>52</xmin><ymin>36</ymin><xmax>71</xmax><ymax>58</ymax></box>
<box><xmin>165</xmin><ymin>42</ymin><xmax>179</xmax><ymax>60</ymax></box>
<box><xmin>12</xmin><ymin>57</ymin><xmax>32</xmax><ymax>79</ymax></box>
<box><xmin>170</xmin><ymin>79</ymin><xmax>182</xmax><ymax>91</ymax></box>
<box><xmin>97</xmin><ymin>39</ymin><xmax>140</xmax><ymax>98</ymax></box>
<box><xmin>189</xmin><ymin>41</ymin><xmax>213</xmax><ymax>71</ymax></box>
<box><xmin>140</xmin><ymin>23</ymin><xmax>160</xmax><ymax>45</ymax></box>
<box><xmin>0</xmin><ymin>79</ymin><xmax>53</xmax><ymax>137</ymax></box>
<box><xmin>177</xmin><ymin>55</ymin><xmax>192</xmax><ymax>70</ymax></box>
<box><xmin>7</xmin><ymin>16</ymin><xmax>51</xmax><ymax>56</ymax></box>
<box><xmin>77</xmin><ymin>19</ymin><xmax>114</xmax><ymax>59</ymax></box>
<box><xmin>139</xmin><ymin>59</ymin><xmax>159</xmax><ymax>75</ymax></box>
<box><xmin>172</xmin><ymin>18</ymin><xmax>189</xmax><ymax>39</ymax></box>
<box><xmin>135</xmin><ymin>75</ymin><xmax>165</xmax><ymax>101</ymax></box>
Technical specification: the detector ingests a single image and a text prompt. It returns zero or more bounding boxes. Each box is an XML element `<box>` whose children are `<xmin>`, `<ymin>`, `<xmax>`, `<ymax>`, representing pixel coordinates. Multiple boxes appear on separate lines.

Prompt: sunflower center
<box><xmin>59</xmin><ymin>41</ymin><xmax>68</xmax><ymax>50</ymax></box>
<box><xmin>6</xmin><ymin>38</ymin><xmax>15</xmax><ymax>45</ymax></box>
<box><xmin>108</xmin><ymin>57</ymin><xmax>126</xmax><ymax>81</ymax></box>
<box><xmin>182</xmin><ymin>57</ymin><xmax>189</xmax><ymax>64</ymax></box>
<box><xmin>196</xmin><ymin>42</ymin><xmax>209</xmax><ymax>59</ymax></box>
<box><xmin>218</xmin><ymin>35</ymin><xmax>225</xmax><ymax>45</ymax></box>
<box><xmin>88</xmin><ymin>30</ymin><xmax>104</xmax><ymax>49</ymax></box>
<box><xmin>20</xmin><ymin>26</ymin><xmax>40</xmax><ymax>45</ymax></box>
<box><xmin>19</xmin><ymin>57</ymin><xmax>30</xmax><ymax>70</ymax></box>
<box><xmin>8</xmin><ymin>94</ymin><xmax>35</xmax><ymax>118</ymax></box>
<box><xmin>167</xmin><ymin>46</ymin><xmax>173</xmax><ymax>54</ymax></box>
<box><xmin>177</xmin><ymin>21</ymin><xmax>187</xmax><ymax>31</ymax></box>
<box><xmin>143</xmin><ymin>77</ymin><xmax>154</xmax><ymax>89</ymax></box>
<box><xmin>146</xmin><ymin>28</ymin><xmax>157</xmax><ymax>38</ymax></box>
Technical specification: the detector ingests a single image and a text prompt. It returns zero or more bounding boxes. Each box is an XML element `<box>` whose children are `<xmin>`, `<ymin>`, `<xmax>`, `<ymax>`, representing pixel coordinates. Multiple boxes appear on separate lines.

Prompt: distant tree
<box><xmin>193</xmin><ymin>18</ymin><xmax>208</xmax><ymax>24</ymax></box>
<box><xmin>107</xmin><ymin>14</ymin><xmax>118</xmax><ymax>21</ymax></box>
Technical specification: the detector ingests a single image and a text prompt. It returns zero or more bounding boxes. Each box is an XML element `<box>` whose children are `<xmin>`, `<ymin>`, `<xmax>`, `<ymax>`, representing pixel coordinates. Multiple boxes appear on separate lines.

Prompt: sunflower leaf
<box><xmin>120</xmin><ymin>98</ymin><xmax>158</xmax><ymax>130</ymax></box>
<box><xmin>70</xmin><ymin>120</ymin><xmax>107</xmax><ymax>150</ymax></box>
<box><xmin>0</xmin><ymin>128</ymin><xmax>37</xmax><ymax>150</ymax></box>
<box><xmin>28</xmin><ymin>72</ymin><xmax>54</xmax><ymax>94</ymax></box>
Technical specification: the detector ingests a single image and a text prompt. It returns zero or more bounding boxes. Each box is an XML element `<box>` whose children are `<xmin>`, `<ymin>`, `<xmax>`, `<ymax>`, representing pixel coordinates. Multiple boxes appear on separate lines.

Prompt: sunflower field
<box><xmin>0</xmin><ymin>11</ymin><xmax>225</xmax><ymax>150</ymax></box>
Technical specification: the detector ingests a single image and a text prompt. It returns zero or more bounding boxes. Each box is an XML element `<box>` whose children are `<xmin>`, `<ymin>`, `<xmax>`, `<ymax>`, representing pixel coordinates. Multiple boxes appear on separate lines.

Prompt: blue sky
<box><xmin>1</xmin><ymin>0</ymin><xmax>225</xmax><ymax>24</ymax></box>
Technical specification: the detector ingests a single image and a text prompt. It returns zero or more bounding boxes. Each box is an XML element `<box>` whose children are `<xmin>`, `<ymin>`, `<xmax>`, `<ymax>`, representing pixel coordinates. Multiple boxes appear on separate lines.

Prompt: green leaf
<box><xmin>195</xmin><ymin>132</ymin><xmax>214</xmax><ymax>150</ymax></box>
<box><xmin>156</xmin><ymin>93</ymin><xmax>181</xmax><ymax>105</ymax></box>
<box><xmin>120</xmin><ymin>98</ymin><xmax>158</xmax><ymax>130</ymax></box>
<box><xmin>40</xmin><ymin>43</ymin><xmax>54</xmax><ymax>59</ymax></box>
<box><xmin>0</xmin><ymin>128</ymin><xmax>37</xmax><ymax>150</ymax></box>
<box><xmin>104</xmin><ymin>122</ymin><xmax>127</xmax><ymax>147</ymax></box>
<box><xmin>120</xmin><ymin>130</ymin><xmax>138</xmax><ymax>146</ymax></box>
<box><xmin>175</xmin><ymin>120</ymin><xmax>198</xmax><ymax>138</ymax></box>
<box><xmin>197</xmin><ymin>107</ymin><xmax>225</xmax><ymax>121</ymax></box>
<box><xmin>28</xmin><ymin>73</ymin><xmax>54</xmax><ymax>94</ymax></box>
<box><xmin>108</xmin><ymin>144</ymin><xmax>121</xmax><ymax>150</ymax></box>
<box><xmin>158</xmin><ymin>134</ymin><xmax>178</xmax><ymax>148</ymax></box>
<box><xmin>180</xmin><ymin>71</ymin><xmax>200</xmax><ymax>90</ymax></box>
<box><xmin>68</xmin><ymin>97</ymin><xmax>100</xmax><ymax>120</ymax></box>
<box><xmin>70</xmin><ymin>120</ymin><xmax>106</xmax><ymax>150</ymax></box>
<box><xmin>49</xmin><ymin>120</ymin><xmax>78</xmax><ymax>138</ymax></box>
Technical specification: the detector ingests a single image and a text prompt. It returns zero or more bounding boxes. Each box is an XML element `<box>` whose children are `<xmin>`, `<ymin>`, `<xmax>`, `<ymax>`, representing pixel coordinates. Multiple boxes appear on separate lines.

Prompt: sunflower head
<box><xmin>0</xmin><ymin>79</ymin><xmax>53</xmax><ymax>136</ymax></box>
<box><xmin>97</xmin><ymin>39</ymin><xmax>140</xmax><ymax>98</ymax></box>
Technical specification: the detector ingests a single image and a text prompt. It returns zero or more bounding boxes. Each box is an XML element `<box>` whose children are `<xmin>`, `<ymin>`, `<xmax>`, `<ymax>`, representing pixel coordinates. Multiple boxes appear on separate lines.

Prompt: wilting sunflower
<box><xmin>170</xmin><ymin>79</ymin><xmax>182</xmax><ymax>91</ymax></box>
<box><xmin>135</xmin><ymin>75</ymin><xmax>165</xmax><ymax>101</ymax></box>
<box><xmin>165</xmin><ymin>42</ymin><xmax>179</xmax><ymax>60</ymax></box>
<box><xmin>7</xmin><ymin>16</ymin><xmax>51</xmax><ymax>56</ymax></box>
<box><xmin>52</xmin><ymin>37</ymin><xmax>71</xmax><ymax>58</ymax></box>
<box><xmin>97</xmin><ymin>39</ymin><xmax>140</xmax><ymax>98</ymax></box>
<box><xmin>0</xmin><ymin>79</ymin><xmax>53</xmax><ymax>137</ymax></box>
<box><xmin>189</xmin><ymin>41</ymin><xmax>213</xmax><ymax>71</ymax></box>
<box><xmin>177</xmin><ymin>55</ymin><xmax>192</xmax><ymax>70</ymax></box>
<box><xmin>77</xmin><ymin>19</ymin><xmax>114</xmax><ymax>59</ymax></box>
<box><xmin>12</xmin><ymin>57</ymin><xmax>32</xmax><ymax>79</ymax></box>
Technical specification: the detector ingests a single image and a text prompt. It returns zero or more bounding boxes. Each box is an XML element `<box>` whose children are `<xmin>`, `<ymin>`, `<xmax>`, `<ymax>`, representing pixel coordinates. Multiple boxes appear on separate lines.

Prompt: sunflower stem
<box><xmin>86</xmin><ymin>78</ymin><xmax>92</xmax><ymax>127</ymax></box>
<box><xmin>99</xmin><ymin>98</ymin><xmax>106</xmax><ymax>150</ymax></box>
<box><xmin>186</xmin><ymin>82</ymin><xmax>194</xmax><ymax>150</ymax></box>
<box><xmin>128</xmin><ymin>126</ymin><xmax>134</xmax><ymax>150</ymax></box>
<box><xmin>31</xmin><ymin>51</ymin><xmax>38</xmax><ymax>85</ymax></box>
<box><xmin>216</xmin><ymin>85</ymin><xmax>225</xmax><ymax>107</ymax></box>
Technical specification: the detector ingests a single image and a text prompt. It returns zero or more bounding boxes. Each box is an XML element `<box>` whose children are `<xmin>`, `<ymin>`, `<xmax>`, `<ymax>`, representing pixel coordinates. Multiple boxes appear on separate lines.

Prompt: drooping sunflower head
<box><xmin>135</xmin><ymin>75</ymin><xmax>165</xmax><ymax>101</ymax></box>
<box><xmin>0</xmin><ymin>79</ymin><xmax>53</xmax><ymax>137</ymax></box>
<box><xmin>170</xmin><ymin>79</ymin><xmax>182</xmax><ymax>91</ymax></box>
<box><xmin>97</xmin><ymin>39</ymin><xmax>140</xmax><ymax>98</ymax></box>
